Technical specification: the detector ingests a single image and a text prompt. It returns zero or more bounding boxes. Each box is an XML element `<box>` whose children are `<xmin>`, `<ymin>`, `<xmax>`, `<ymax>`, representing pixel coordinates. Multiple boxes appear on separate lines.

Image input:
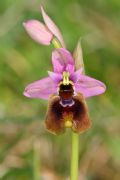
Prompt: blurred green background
<box><xmin>0</xmin><ymin>0</ymin><xmax>120</xmax><ymax>179</ymax></box>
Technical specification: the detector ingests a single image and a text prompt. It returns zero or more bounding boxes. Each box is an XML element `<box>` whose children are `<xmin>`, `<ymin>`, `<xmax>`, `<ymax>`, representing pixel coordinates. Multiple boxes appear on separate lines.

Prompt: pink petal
<box><xmin>52</xmin><ymin>48</ymin><xmax>75</xmax><ymax>73</ymax></box>
<box><xmin>52</xmin><ymin>50</ymin><xmax>64</xmax><ymax>73</ymax></box>
<box><xmin>66</xmin><ymin>64</ymin><xmax>74</xmax><ymax>74</ymax></box>
<box><xmin>41</xmin><ymin>6</ymin><xmax>65</xmax><ymax>48</ymax></box>
<box><xmin>48</xmin><ymin>71</ymin><xmax>62</xmax><ymax>83</ymax></box>
<box><xmin>58</xmin><ymin>48</ymin><xmax>74</xmax><ymax>65</ymax></box>
<box><xmin>70</xmin><ymin>68</ymin><xmax>83</xmax><ymax>82</ymax></box>
<box><xmin>75</xmin><ymin>75</ymin><xmax>106</xmax><ymax>98</ymax></box>
<box><xmin>23</xmin><ymin>20</ymin><xmax>53</xmax><ymax>45</ymax></box>
<box><xmin>23</xmin><ymin>77</ymin><xmax>57</xmax><ymax>99</ymax></box>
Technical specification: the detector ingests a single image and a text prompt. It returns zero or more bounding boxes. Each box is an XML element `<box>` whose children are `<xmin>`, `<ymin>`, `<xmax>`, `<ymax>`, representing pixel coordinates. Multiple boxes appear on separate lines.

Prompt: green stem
<box><xmin>52</xmin><ymin>37</ymin><xmax>62</xmax><ymax>49</ymax></box>
<box><xmin>52</xmin><ymin>37</ymin><xmax>79</xmax><ymax>180</ymax></box>
<box><xmin>70</xmin><ymin>132</ymin><xmax>79</xmax><ymax>180</ymax></box>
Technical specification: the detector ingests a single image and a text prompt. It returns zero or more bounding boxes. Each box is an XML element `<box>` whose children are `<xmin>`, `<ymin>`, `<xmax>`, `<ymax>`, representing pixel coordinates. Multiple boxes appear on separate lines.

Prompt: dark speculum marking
<box><xmin>45</xmin><ymin>93</ymin><xmax>91</xmax><ymax>134</ymax></box>
<box><xmin>60</xmin><ymin>99</ymin><xmax>74</xmax><ymax>106</ymax></box>
<box><xmin>59</xmin><ymin>84</ymin><xmax>74</xmax><ymax>106</ymax></box>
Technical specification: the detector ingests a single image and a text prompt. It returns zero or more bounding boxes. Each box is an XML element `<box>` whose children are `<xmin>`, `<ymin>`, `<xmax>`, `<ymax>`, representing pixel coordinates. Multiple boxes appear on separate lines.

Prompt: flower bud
<box><xmin>23</xmin><ymin>20</ymin><xmax>53</xmax><ymax>45</ymax></box>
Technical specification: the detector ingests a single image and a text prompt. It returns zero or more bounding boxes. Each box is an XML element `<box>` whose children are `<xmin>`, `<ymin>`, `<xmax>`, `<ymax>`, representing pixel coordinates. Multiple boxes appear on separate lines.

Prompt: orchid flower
<box><xmin>23</xmin><ymin>7</ymin><xmax>106</xmax><ymax>180</ymax></box>
<box><xmin>24</xmin><ymin>48</ymin><xmax>106</xmax><ymax>134</ymax></box>
<box><xmin>23</xmin><ymin>6</ymin><xmax>65</xmax><ymax>47</ymax></box>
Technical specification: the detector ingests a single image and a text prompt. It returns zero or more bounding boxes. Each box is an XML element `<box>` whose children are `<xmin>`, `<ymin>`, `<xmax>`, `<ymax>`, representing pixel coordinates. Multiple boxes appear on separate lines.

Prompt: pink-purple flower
<box><xmin>24</xmin><ymin>48</ymin><xmax>106</xmax><ymax>134</ymax></box>
<box><xmin>23</xmin><ymin>6</ymin><xmax>106</xmax><ymax>134</ymax></box>
<box><xmin>24</xmin><ymin>48</ymin><xmax>106</xmax><ymax>100</ymax></box>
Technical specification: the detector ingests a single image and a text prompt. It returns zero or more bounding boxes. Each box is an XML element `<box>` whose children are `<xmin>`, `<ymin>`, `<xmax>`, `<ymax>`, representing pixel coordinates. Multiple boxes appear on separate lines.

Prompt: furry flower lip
<box><xmin>24</xmin><ymin>48</ymin><xmax>106</xmax><ymax>134</ymax></box>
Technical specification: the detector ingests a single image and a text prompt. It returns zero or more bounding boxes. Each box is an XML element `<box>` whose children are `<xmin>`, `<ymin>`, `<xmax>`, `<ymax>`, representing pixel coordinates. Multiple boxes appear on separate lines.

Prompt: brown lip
<box><xmin>45</xmin><ymin>93</ymin><xmax>91</xmax><ymax>134</ymax></box>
